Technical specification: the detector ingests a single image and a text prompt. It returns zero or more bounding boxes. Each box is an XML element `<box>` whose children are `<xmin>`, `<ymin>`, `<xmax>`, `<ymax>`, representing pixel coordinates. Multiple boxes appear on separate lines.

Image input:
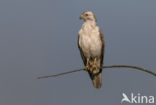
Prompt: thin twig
<box><xmin>37</xmin><ymin>65</ymin><xmax>156</xmax><ymax>79</ymax></box>
<box><xmin>37</xmin><ymin>68</ymin><xmax>83</xmax><ymax>79</ymax></box>
<box><xmin>103</xmin><ymin>65</ymin><xmax>156</xmax><ymax>76</ymax></box>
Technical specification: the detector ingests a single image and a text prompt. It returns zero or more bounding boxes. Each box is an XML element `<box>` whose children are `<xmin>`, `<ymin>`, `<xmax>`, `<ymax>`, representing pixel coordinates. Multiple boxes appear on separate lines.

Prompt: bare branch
<box><xmin>37</xmin><ymin>68</ymin><xmax>83</xmax><ymax>79</ymax></box>
<box><xmin>37</xmin><ymin>65</ymin><xmax>156</xmax><ymax>79</ymax></box>
<box><xmin>103</xmin><ymin>65</ymin><xmax>156</xmax><ymax>76</ymax></box>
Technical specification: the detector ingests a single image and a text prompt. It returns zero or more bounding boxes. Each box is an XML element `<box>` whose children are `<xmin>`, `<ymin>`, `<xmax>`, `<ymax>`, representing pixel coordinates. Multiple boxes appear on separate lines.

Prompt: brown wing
<box><xmin>99</xmin><ymin>29</ymin><xmax>105</xmax><ymax>68</ymax></box>
<box><xmin>78</xmin><ymin>35</ymin><xmax>87</xmax><ymax>66</ymax></box>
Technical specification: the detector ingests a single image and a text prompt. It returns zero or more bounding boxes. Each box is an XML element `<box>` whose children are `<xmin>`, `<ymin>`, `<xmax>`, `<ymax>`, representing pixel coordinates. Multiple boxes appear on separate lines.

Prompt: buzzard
<box><xmin>78</xmin><ymin>11</ymin><xmax>105</xmax><ymax>89</ymax></box>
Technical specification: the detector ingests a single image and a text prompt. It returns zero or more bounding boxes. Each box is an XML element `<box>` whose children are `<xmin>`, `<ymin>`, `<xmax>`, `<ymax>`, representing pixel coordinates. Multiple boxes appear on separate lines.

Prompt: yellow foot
<box><xmin>85</xmin><ymin>65</ymin><xmax>89</xmax><ymax>71</ymax></box>
<box><xmin>85</xmin><ymin>58</ymin><xmax>90</xmax><ymax>71</ymax></box>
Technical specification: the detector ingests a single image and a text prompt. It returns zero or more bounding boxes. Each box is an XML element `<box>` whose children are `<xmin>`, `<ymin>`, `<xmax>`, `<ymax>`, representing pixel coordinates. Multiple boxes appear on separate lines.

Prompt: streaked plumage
<box><xmin>78</xmin><ymin>11</ymin><xmax>105</xmax><ymax>89</ymax></box>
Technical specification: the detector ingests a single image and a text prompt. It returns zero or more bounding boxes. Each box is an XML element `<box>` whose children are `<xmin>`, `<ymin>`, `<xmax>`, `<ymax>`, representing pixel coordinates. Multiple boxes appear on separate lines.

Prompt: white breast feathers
<box><xmin>79</xmin><ymin>21</ymin><xmax>102</xmax><ymax>58</ymax></box>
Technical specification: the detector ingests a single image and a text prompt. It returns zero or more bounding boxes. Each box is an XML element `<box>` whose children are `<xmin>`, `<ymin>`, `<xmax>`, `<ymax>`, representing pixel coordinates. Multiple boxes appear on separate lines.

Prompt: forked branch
<box><xmin>37</xmin><ymin>65</ymin><xmax>156</xmax><ymax>79</ymax></box>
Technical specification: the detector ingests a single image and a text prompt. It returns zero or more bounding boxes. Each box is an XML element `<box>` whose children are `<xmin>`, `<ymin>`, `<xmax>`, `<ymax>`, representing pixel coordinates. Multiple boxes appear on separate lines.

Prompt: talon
<box><xmin>85</xmin><ymin>65</ymin><xmax>89</xmax><ymax>71</ymax></box>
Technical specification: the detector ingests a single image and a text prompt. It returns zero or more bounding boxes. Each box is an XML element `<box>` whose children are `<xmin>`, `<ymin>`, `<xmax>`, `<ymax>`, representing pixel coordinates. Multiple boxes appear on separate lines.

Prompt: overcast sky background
<box><xmin>0</xmin><ymin>0</ymin><xmax>156</xmax><ymax>105</ymax></box>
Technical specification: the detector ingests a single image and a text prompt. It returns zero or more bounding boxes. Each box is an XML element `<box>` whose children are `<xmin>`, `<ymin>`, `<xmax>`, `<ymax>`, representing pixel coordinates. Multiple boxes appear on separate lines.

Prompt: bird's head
<box><xmin>80</xmin><ymin>11</ymin><xmax>96</xmax><ymax>22</ymax></box>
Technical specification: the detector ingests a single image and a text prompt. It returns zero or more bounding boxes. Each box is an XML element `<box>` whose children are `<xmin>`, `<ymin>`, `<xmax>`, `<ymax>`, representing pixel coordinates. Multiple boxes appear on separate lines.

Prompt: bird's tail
<box><xmin>92</xmin><ymin>72</ymin><xmax>102</xmax><ymax>89</ymax></box>
<box><xmin>89</xmin><ymin>68</ymin><xmax>102</xmax><ymax>89</ymax></box>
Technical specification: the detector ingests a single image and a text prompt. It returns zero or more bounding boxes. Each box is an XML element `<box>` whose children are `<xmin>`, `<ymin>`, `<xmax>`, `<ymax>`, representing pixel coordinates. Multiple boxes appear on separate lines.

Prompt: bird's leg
<box><xmin>85</xmin><ymin>58</ymin><xmax>90</xmax><ymax>71</ymax></box>
<box><xmin>92</xmin><ymin>58</ymin><xmax>97</xmax><ymax>70</ymax></box>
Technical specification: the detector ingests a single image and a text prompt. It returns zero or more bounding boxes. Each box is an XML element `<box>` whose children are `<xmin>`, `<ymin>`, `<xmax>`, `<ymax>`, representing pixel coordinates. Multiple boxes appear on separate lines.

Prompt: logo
<box><xmin>121</xmin><ymin>93</ymin><xmax>155</xmax><ymax>104</ymax></box>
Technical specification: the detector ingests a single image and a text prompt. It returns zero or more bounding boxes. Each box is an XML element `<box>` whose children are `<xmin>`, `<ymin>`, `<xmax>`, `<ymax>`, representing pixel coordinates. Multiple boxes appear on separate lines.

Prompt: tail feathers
<box><xmin>92</xmin><ymin>73</ymin><xmax>102</xmax><ymax>89</ymax></box>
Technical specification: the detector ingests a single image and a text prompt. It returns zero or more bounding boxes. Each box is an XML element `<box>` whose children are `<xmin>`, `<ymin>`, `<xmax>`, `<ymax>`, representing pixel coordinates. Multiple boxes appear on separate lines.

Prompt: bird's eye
<box><xmin>85</xmin><ymin>14</ymin><xmax>89</xmax><ymax>16</ymax></box>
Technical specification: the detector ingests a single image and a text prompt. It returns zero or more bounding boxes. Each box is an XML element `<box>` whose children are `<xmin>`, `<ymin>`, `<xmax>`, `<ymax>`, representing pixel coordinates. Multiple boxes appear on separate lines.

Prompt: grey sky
<box><xmin>0</xmin><ymin>0</ymin><xmax>156</xmax><ymax>105</ymax></box>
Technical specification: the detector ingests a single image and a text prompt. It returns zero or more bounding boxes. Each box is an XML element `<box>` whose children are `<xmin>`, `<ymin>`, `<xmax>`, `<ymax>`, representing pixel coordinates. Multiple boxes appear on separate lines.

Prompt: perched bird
<box><xmin>78</xmin><ymin>11</ymin><xmax>105</xmax><ymax>89</ymax></box>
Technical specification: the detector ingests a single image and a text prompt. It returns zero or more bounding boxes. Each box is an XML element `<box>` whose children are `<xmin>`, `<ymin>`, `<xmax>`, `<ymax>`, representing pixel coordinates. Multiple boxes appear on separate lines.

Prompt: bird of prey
<box><xmin>78</xmin><ymin>11</ymin><xmax>105</xmax><ymax>89</ymax></box>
